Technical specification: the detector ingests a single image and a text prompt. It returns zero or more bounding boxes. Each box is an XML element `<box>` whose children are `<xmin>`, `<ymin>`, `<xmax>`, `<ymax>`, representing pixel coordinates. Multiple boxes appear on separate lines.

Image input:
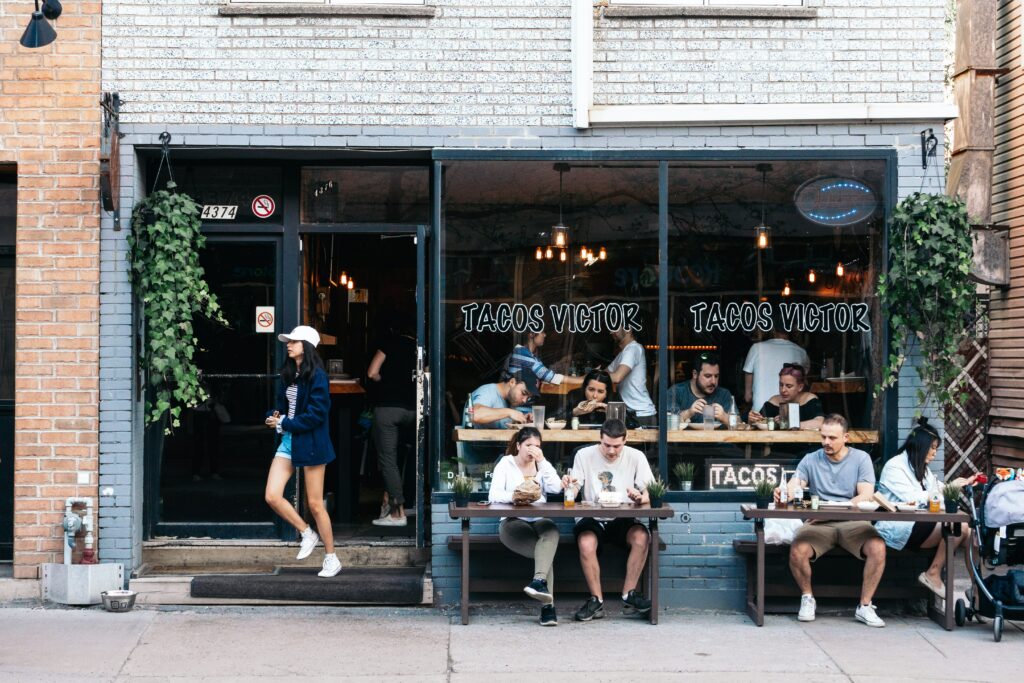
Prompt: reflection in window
<box><xmin>666</xmin><ymin>159</ymin><xmax>884</xmax><ymax>490</ymax></box>
<box><xmin>441</xmin><ymin>161</ymin><xmax>659</xmax><ymax>490</ymax></box>
<box><xmin>301</xmin><ymin>166</ymin><xmax>429</xmax><ymax>224</ymax></box>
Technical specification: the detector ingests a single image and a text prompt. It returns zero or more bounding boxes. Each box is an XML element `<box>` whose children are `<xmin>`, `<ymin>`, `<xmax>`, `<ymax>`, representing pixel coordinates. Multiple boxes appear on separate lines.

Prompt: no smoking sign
<box><xmin>251</xmin><ymin>195</ymin><xmax>276</xmax><ymax>219</ymax></box>
<box><xmin>255</xmin><ymin>306</ymin><xmax>275</xmax><ymax>334</ymax></box>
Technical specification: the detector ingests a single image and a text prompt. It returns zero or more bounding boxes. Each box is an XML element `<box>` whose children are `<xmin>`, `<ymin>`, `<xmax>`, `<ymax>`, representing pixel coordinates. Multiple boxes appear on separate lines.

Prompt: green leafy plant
<box><xmin>942</xmin><ymin>482</ymin><xmax>962</xmax><ymax>503</ymax></box>
<box><xmin>646</xmin><ymin>477</ymin><xmax>667</xmax><ymax>499</ymax></box>
<box><xmin>673</xmin><ymin>462</ymin><xmax>695</xmax><ymax>482</ymax></box>
<box><xmin>451</xmin><ymin>475</ymin><xmax>474</xmax><ymax>496</ymax></box>
<box><xmin>876</xmin><ymin>192</ymin><xmax>977</xmax><ymax>410</ymax></box>
<box><xmin>753</xmin><ymin>479</ymin><xmax>776</xmax><ymax>499</ymax></box>
<box><xmin>128</xmin><ymin>182</ymin><xmax>227</xmax><ymax>429</ymax></box>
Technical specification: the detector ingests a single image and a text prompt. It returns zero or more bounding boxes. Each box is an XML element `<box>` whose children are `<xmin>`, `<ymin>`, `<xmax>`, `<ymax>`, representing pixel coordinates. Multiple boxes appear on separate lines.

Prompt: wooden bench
<box><xmin>447</xmin><ymin>534</ymin><xmax>666</xmax><ymax>594</ymax></box>
<box><xmin>733</xmin><ymin>539</ymin><xmax>932</xmax><ymax>609</ymax></box>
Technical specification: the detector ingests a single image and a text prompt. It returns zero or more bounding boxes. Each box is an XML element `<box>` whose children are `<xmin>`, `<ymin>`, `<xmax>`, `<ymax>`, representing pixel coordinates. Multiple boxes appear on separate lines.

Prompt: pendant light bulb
<box><xmin>340</xmin><ymin>271</ymin><xmax>348</xmax><ymax>286</ymax></box>
<box><xmin>808</xmin><ymin>269</ymin><xmax>816</xmax><ymax>284</ymax></box>
<box><xmin>782</xmin><ymin>281</ymin><xmax>791</xmax><ymax>297</ymax></box>
<box><xmin>535</xmin><ymin>247</ymin><xmax>543</xmax><ymax>261</ymax></box>
<box><xmin>559</xmin><ymin>249</ymin><xmax>567</xmax><ymax>262</ymax></box>
<box><xmin>598</xmin><ymin>246</ymin><xmax>607</xmax><ymax>260</ymax></box>
<box><xmin>545</xmin><ymin>246</ymin><xmax>553</xmax><ymax>260</ymax></box>
<box><xmin>347</xmin><ymin>279</ymin><xmax>354</xmax><ymax>290</ymax></box>
<box><xmin>581</xmin><ymin>246</ymin><xmax>589</xmax><ymax>261</ymax></box>
<box><xmin>756</xmin><ymin>226</ymin><xmax>770</xmax><ymax>250</ymax></box>
<box><xmin>554</xmin><ymin>228</ymin><xmax>566</xmax><ymax>248</ymax></box>
<box><xmin>836</xmin><ymin>262</ymin><xmax>845</xmax><ymax>277</ymax></box>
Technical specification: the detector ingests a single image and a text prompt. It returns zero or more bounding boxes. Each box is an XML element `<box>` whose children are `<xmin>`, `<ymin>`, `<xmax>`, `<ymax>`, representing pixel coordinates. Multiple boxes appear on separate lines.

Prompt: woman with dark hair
<box><xmin>566</xmin><ymin>369</ymin><xmax>615</xmax><ymax>426</ymax></box>
<box><xmin>876</xmin><ymin>418</ymin><xmax>978</xmax><ymax>595</ymax></box>
<box><xmin>487</xmin><ymin>426</ymin><xmax>564</xmax><ymax>626</ymax></box>
<box><xmin>747</xmin><ymin>363</ymin><xmax>824</xmax><ymax>430</ymax></box>
<box><xmin>263</xmin><ymin>325</ymin><xmax>341</xmax><ymax>578</ymax></box>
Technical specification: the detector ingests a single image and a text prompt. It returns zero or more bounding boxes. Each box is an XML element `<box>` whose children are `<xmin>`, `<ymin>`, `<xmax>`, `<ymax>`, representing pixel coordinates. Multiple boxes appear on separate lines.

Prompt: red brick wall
<box><xmin>0</xmin><ymin>1</ymin><xmax>101</xmax><ymax>578</ymax></box>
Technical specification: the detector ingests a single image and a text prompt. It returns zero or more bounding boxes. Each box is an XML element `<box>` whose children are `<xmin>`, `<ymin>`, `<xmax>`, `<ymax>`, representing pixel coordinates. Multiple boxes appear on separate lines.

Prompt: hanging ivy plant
<box><xmin>876</xmin><ymin>192</ymin><xmax>976</xmax><ymax>410</ymax></box>
<box><xmin>128</xmin><ymin>181</ymin><xmax>227</xmax><ymax>429</ymax></box>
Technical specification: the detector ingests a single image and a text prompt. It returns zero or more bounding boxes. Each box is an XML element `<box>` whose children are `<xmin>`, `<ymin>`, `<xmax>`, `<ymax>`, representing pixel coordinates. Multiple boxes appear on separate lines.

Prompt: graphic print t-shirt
<box><xmin>571</xmin><ymin>444</ymin><xmax>654</xmax><ymax>520</ymax></box>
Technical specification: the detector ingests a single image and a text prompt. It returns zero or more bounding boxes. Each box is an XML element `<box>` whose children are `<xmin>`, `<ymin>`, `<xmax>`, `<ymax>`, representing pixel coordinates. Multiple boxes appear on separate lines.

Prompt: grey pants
<box><xmin>372</xmin><ymin>406</ymin><xmax>415</xmax><ymax>507</ymax></box>
<box><xmin>498</xmin><ymin>518</ymin><xmax>559</xmax><ymax>592</ymax></box>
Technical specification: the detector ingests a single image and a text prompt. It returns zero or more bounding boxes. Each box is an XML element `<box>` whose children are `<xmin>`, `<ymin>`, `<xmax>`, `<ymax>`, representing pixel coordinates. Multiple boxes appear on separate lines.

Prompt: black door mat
<box><xmin>190</xmin><ymin>566</ymin><xmax>424</xmax><ymax>604</ymax></box>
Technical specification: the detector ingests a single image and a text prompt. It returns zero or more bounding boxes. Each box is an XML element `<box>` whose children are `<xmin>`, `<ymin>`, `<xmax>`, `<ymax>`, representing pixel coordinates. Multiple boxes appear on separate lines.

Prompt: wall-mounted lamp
<box><xmin>20</xmin><ymin>0</ymin><xmax>62</xmax><ymax>49</ymax></box>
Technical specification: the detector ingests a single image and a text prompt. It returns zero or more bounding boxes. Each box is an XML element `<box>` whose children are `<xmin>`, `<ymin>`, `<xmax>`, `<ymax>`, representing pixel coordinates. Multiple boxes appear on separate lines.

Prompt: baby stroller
<box><xmin>956</xmin><ymin>475</ymin><xmax>1024</xmax><ymax>641</ymax></box>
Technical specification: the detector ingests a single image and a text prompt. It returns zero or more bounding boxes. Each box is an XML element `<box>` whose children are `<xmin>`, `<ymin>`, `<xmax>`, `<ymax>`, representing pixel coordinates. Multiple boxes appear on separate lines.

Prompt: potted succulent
<box><xmin>754</xmin><ymin>479</ymin><xmax>775</xmax><ymax>510</ymax></box>
<box><xmin>673</xmin><ymin>462</ymin><xmax>695</xmax><ymax>492</ymax></box>
<box><xmin>451</xmin><ymin>475</ymin><xmax>474</xmax><ymax>508</ymax></box>
<box><xmin>646</xmin><ymin>477</ymin><xmax>667</xmax><ymax>508</ymax></box>
<box><xmin>942</xmin><ymin>483</ymin><xmax>962</xmax><ymax>514</ymax></box>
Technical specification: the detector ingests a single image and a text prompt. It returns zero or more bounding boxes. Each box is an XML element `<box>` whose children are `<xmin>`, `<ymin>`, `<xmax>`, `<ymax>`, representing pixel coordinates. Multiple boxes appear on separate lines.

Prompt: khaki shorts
<box><xmin>792</xmin><ymin>521</ymin><xmax>881</xmax><ymax>561</ymax></box>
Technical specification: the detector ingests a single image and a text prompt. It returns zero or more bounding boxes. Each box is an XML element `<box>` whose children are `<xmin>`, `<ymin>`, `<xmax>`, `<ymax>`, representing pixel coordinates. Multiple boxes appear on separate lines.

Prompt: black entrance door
<box><xmin>148</xmin><ymin>238</ymin><xmax>283</xmax><ymax>538</ymax></box>
<box><xmin>0</xmin><ymin>171</ymin><xmax>14</xmax><ymax>564</ymax></box>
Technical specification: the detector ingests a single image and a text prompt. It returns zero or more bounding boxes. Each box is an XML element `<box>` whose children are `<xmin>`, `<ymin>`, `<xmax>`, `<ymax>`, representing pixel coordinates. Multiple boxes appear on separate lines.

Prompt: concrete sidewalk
<box><xmin>0</xmin><ymin>602</ymin><xmax>1020</xmax><ymax>682</ymax></box>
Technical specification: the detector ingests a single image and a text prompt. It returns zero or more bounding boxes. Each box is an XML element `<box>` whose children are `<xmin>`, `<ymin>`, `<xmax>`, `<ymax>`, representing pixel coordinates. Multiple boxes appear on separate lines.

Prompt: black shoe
<box><xmin>540</xmin><ymin>604</ymin><xmax>558</xmax><ymax>626</ymax></box>
<box><xmin>574</xmin><ymin>596</ymin><xmax>604</xmax><ymax>622</ymax></box>
<box><xmin>524</xmin><ymin>578</ymin><xmax>553</xmax><ymax>604</ymax></box>
<box><xmin>622</xmin><ymin>589</ymin><xmax>651</xmax><ymax>615</ymax></box>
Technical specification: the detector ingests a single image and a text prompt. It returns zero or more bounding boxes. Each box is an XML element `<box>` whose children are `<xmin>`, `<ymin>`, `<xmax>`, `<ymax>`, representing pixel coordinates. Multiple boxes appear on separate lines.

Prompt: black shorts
<box><xmin>904</xmin><ymin>521</ymin><xmax>936</xmax><ymax>550</ymax></box>
<box><xmin>573</xmin><ymin>517</ymin><xmax>648</xmax><ymax>552</ymax></box>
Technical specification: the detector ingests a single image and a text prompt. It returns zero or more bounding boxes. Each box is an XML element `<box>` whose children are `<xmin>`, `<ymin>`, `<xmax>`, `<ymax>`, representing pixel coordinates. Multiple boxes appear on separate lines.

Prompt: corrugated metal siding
<box><xmin>991</xmin><ymin>0</ymin><xmax>1024</xmax><ymax>463</ymax></box>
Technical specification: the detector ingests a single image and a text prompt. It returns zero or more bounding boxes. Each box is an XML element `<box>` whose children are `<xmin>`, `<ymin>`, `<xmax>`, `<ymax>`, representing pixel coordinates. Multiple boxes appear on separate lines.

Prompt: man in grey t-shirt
<box><xmin>778</xmin><ymin>414</ymin><xmax>887</xmax><ymax>628</ymax></box>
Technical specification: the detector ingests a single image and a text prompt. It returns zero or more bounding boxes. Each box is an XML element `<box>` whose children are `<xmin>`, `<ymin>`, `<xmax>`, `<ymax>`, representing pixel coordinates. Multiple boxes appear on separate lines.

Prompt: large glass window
<box><xmin>301</xmin><ymin>166</ymin><xmax>429</xmax><ymax>225</ymax></box>
<box><xmin>441</xmin><ymin>161</ymin><xmax>660</xmax><ymax>491</ymax></box>
<box><xmin>666</xmin><ymin>159</ymin><xmax>885</xmax><ymax>491</ymax></box>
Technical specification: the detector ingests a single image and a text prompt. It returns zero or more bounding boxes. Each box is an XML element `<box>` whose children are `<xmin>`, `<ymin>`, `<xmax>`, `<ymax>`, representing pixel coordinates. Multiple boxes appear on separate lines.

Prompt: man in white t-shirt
<box><xmin>561</xmin><ymin>419</ymin><xmax>655</xmax><ymax>621</ymax></box>
<box><xmin>742</xmin><ymin>330</ymin><xmax>810</xmax><ymax>412</ymax></box>
<box><xmin>607</xmin><ymin>328</ymin><xmax>656</xmax><ymax>425</ymax></box>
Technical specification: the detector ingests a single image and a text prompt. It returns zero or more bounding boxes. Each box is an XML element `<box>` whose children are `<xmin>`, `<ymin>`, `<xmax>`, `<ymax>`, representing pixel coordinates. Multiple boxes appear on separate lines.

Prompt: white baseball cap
<box><xmin>278</xmin><ymin>325</ymin><xmax>321</xmax><ymax>348</ymax></box>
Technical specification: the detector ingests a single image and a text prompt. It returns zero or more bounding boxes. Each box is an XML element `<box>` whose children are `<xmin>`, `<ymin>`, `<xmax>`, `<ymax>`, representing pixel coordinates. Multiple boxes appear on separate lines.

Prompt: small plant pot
<box><xmin>680</xmin><ymin>481</ymin><xmax>693</xmax><ymax>492</ymax></box>
<box><xmin>944</xmin><ymin>500</ymin><xmax>958</xmax><ymax>514</ymax></box>
<box><xmin>755</xmin><ymin>496</ymin><xmax>770</xmax><ymax>510</ymax></box>
<box><xmin>453</xmin><ymin>494</ymin><xmax>470</xmax><ymax>508</ymax></box>
<box><xmin>649</xmin><ymin>497</ymin><xmax>663</xmax><ymax>509</ymax></box>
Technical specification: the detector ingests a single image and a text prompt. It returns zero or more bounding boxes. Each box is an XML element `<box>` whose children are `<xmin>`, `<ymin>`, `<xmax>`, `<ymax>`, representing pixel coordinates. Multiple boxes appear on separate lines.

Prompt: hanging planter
<box><xmin>876</xmin><ymin>192</ymin><xmax>977</xmax><ymax>411</ymax></box>
<box><xmin>128</xmin><ymin>180</ymin><xmax>227</xmax><ymax>430</ymax></box>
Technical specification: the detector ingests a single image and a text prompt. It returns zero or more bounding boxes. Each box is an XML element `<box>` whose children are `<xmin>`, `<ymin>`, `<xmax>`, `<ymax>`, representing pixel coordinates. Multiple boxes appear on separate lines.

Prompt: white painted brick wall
<box><xmin>102</xmin><ymin>0</ymin><xmax>947</xmax><ymax>127</ymax></box>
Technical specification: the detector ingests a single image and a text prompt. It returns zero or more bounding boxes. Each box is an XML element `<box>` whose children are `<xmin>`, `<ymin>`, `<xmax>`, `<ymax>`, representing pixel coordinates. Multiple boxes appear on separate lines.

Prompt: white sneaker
<box><xmin>318</xmin><ymin>553</ymin><xmax>342</xmax><ymax>577</ymax></box>
<box><xmin>855</xmin><ymin>603</ymin><xmax>885</xmax><ymax>628</ymax></box>
<box><xmin>296</xmin><ymin>527</ymin><xmax>319</xmax><ymax>560</ymax></box>
<box><xmin>372</xmin><ymin>515</ymin><xmax>408</xmax><ymax>527</ymax></box>
<box><xmin>798</xmin><ymin>594</ymin><xmax>816</xmax><ymax>622</ymax></box>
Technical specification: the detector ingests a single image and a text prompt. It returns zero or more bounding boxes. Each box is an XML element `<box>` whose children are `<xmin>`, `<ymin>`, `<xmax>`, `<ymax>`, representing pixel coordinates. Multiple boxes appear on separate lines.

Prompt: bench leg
<box><xmin>649</xmin><ymin>518</ymin><xmax>660</xmax><ymax>625</ymax></box>
<box><xmin>745</xmin><ymin>520</ymin><xmax>765</xmax><ymax>627</ymax></box>
<box><xmin>461</xmin><ymin>518</ymin><xmax>470</xmax><ymax>626</ymax></box>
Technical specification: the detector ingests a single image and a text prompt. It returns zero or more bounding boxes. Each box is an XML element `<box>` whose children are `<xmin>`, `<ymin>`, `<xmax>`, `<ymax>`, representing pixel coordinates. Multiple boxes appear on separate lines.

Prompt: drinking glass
<box><xmin>607</xmin><ymin>402</ymin><xmax>626</xmax><ymax>423</ymax></box>
<box><xmin>532</xmin><ymin>405</ymin><xmax>546</xmax><ymax>429</ymax></box>
<box><xmin>702</xmin><ymin>404</ymin><xmax>716</xmax><ymax>430</ymax></box>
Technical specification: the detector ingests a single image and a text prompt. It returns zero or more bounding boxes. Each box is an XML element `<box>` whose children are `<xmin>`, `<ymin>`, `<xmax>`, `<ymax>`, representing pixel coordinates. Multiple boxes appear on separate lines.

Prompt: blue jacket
<box><xmin>269</xmin><ymin>368</ymin><xmax>336</xmax><ymax>467</ymax></box>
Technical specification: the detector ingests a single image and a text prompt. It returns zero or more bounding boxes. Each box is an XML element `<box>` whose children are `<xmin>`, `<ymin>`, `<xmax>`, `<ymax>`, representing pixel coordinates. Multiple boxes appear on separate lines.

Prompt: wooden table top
<box><xmin>329</xmin><ymin>381</ymin><xmax>365</xmax><ymax>395</ymax></box>
<box><xmin>449</xmin><ymin>501</ymin><xmax>675</xmax><ymax>519</ymax></box>
<box><xmin>454</xmin><ymin>427</ymin><xmax>879</xmax><ymax>444</ymax></box>
<box><xmin>740</xmin><ymin>503</ymin><xmax>967</xmax><ymax>524</ymax></box>
<box><xmin>539</xmin><ymin>377</ymin><xmax>586</xmax><ymax>395</ymax></box>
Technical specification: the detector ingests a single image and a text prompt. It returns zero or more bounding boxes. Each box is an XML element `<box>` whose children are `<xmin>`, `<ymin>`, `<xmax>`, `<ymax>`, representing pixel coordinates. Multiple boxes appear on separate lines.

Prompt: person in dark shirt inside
<box><xmin>563</xmin><ymin>369</ymin><xmax>615</xmax><ymax>426</ymax></box>
<box><xmin>748</xmin><ymin>363</ymin><xmax>823</xmax><ymax>430</ymax></box>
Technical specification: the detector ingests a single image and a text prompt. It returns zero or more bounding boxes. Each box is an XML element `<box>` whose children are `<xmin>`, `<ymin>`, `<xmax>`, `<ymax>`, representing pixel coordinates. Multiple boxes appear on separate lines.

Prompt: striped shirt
<box><xmin>277</xmin><ymin>383</ymin><xmax>298</xmax><ymax>434</ymax></box>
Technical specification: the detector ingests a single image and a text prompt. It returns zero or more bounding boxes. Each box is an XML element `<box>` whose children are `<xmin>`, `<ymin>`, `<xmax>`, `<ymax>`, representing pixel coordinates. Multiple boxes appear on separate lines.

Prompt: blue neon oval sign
<box><xmin>794</xmin><ymin>177</ymin><xmax>877</xmax><ymax>227</ymax></box>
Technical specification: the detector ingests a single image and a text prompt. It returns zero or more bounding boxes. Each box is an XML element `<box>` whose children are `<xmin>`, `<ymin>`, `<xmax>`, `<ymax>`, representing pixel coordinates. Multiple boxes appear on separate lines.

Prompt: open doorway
<box><xmin>301</xmin><ymin>232</ymin><xmax>420</xmax><ymax>542</ymax></box>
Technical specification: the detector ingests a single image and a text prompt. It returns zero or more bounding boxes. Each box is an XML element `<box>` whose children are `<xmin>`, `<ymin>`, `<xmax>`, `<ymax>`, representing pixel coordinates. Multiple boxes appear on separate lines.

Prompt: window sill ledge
<box><xmin>602</xmin><ymin>6</ymin><xmax>818</xmax><ymax>20</ymax></box>
<box><xmin>219</xmin><ymin>4</ymin><xmax>438</xmax><ymax>18</ymax></box>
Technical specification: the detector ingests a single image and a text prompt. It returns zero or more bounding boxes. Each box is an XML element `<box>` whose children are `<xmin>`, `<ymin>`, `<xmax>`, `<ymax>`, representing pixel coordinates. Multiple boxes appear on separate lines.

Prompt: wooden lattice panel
<box><xmin>944</xmin><ymin>338</ymin><xmax>990</xmax><ymax>480</ymax></box>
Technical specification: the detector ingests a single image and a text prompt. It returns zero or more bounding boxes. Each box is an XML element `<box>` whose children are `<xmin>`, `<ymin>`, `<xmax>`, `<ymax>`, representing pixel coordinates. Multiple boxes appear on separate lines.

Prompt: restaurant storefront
<box><xmin>120</xmin><ymin>146</ymin><xmax>901</xmax><ymax>608</ymax></box>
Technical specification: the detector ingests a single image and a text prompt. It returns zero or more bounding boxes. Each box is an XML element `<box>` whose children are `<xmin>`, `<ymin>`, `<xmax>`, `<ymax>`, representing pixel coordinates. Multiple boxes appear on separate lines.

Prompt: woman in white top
<box><xmin>488</xmin><ymin>426</ymin><xmax>564</xmax><ymax>626</ymax></box>
<box><xmin>876</xmin><ymin>418</ymin><xmax>978</xmax><ymax>596</ymax></box>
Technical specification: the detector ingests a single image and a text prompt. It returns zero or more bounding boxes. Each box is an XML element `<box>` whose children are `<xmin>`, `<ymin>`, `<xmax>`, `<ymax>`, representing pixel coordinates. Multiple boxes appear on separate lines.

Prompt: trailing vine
<box><xmin>876</xmin><ymin>192</ymin><xmax>976</xmax><ymax>411</ymax></box>
<box><xmin>128</xmin><ymin>181</ymin><xmax>227</xmax><ymax>429</ymax></box>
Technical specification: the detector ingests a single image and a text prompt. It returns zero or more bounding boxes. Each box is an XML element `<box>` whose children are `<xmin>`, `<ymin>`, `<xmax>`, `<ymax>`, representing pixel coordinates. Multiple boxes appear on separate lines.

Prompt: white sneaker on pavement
<box><xmin>798</xmin><ymin>594</ymin><xmax>816</xmax><ymax>622</ymax></box>
<box><xmin>296</xmin><ymin>526</ymin><xmax>319</xmax><ymax>560</ymax></box>
<box><xmin>318</xmin><ymin>553</ymin><xmax>342</xmax><ymax>577</ymax></box>
<box><xmin>855</xmin><ymin>602</ymin><xmax>885</xmax><ymax>628</ymax></box>
<box><xmin>372</xmin><ymin>515</ymin><xmax>408</xmax><ymax>527</ymax></box>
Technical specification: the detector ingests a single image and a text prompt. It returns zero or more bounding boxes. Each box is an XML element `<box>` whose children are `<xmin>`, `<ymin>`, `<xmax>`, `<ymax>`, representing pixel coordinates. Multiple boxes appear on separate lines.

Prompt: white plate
<box><xmin>576</xmin><ymin>423</ymin><xmax>602</xmax><ymax>429</ymax></box>
<box><xmin>817</xmin><ymin>500</ymin><xmax>852</xmax><ymax>508</ymax></box>
<box><xmin>856</xmin><ymin>501</ymin><xmax>879</xmax><ymax>512</ymax></box>
<box><xmin>896</xmin><ymin>503</ymin><xmax>919</xmax><ymax>512</ymax></box>
<box><xmin>685</xmin><ymin>421</ymin><xmax>724</xmax><ymax>430</ymax></box>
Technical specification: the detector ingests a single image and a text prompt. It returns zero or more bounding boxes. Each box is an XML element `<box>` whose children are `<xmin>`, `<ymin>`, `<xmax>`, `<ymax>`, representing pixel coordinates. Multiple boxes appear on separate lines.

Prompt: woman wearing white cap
<box><xmin>264</xmin><ymin>325</ymin><xmax>341</xmax><ymax>577</ymax></box>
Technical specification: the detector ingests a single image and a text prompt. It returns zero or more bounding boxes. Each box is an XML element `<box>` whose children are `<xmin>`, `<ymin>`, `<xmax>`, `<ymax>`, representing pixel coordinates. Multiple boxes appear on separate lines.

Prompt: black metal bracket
<box><xmin>920</xmin><ymin>128</ymin><xmax>938</xmax><ymax>169</ymax></box>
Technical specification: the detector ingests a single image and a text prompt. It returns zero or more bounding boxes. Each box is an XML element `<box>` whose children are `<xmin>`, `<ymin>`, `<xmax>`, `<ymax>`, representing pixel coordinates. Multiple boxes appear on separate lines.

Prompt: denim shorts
<box><xmin>274</xmin><ymin>432</ymin><xmax>292</xmax><ymax>460</ymax></box>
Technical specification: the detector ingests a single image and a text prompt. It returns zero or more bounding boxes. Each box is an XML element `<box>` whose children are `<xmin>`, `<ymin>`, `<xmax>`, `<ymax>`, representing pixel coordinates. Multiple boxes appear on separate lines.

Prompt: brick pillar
<box><xmin>0</xmin><ymin>1</ymin><xmax>101</xmax><ymax>578</ymax></box>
